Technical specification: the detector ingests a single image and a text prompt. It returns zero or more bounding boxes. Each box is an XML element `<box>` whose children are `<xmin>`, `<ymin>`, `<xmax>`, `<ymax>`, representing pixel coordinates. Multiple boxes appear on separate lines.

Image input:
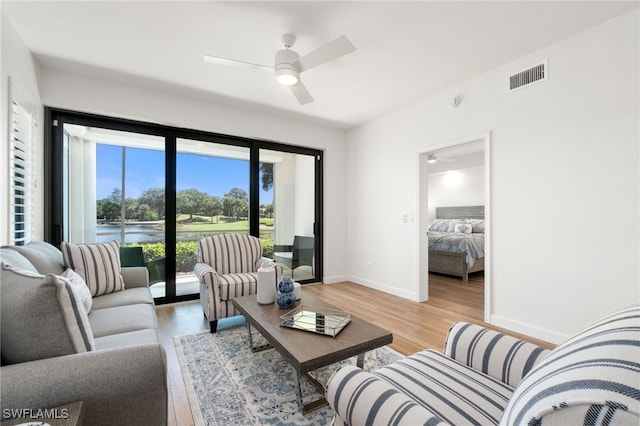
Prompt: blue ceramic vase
<box><xmin>278</xmin><ymin>276</ymin><xmax>295</xmax><ymax>294</ymax></box>
<box><xmin>276</xmin><ymin>291</ymin><xmax>296</xmax><ymax>309</ymax></box>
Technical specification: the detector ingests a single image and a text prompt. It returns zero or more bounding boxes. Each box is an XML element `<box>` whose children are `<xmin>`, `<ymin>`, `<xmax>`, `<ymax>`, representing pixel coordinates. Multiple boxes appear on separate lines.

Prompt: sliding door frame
<box><xmin>45</xmin><ymin>108</ymin><xmax>323</xmax><ymax>303</ymax></box>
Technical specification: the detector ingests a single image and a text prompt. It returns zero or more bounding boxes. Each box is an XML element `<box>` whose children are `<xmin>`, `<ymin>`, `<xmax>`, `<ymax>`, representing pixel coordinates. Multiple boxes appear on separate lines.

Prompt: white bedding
<box><xmin>428</xmin><ymin>231</ymin><xmax>485</xmax><ymax>269</ymax></box>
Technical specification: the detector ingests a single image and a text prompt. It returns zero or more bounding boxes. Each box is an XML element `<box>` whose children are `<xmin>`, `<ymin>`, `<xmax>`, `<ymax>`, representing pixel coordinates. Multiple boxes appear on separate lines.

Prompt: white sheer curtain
<box><xmin>65</xmin><ymin>125</ymin><xmax>97</xmax><ymax>243</ymax></box>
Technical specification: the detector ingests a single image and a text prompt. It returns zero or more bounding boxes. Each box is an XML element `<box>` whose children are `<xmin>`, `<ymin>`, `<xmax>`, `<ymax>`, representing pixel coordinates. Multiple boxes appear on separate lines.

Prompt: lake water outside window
<box><xmin>95</xmin><ymin>144</ymin><xmax>165</xmax><ymax>244</ymax></box>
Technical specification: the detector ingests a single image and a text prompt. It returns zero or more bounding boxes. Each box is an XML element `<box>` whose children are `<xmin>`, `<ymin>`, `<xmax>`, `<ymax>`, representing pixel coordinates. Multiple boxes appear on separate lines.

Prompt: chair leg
<box><xmin>209</xmin><ymin>320</ymin><xmax>218</xmax><ymax>333</ymax></box>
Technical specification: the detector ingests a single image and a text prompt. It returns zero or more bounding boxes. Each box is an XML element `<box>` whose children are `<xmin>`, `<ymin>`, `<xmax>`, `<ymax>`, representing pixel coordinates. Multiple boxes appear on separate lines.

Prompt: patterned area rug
<box><xmin>175</xmin><ymin>318</ymin><xmax>401</xmax><ymax>426</ymax></box>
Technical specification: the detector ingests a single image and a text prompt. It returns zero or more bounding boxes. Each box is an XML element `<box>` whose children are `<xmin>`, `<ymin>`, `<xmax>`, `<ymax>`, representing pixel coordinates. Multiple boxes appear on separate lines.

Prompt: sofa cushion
<box><xmin>0</xmin><ymin>247</ymin><xmax>38</xmax><ymax>272</ymax></box>
<box><xmin>219</xmin><ymin>272</ymin><xmax>258</xmax><ymax>300</ymax></box>
<box><xmin>91</xmin><ymin>287</ymin><xmax>154</xmax><ymax>310</ymax></box>
<box><xmin>61</xmin><ymin>240</ymin><xmax>125</xmax><ymax>297</ymax></box>
<box><xmin>94</xmin><ymin>329</ymin><xmax>159</xmax><ymax>350</ymax></box>
<box><xmin>1</xmin><ymin>264</ymin><xmax>95</xmax><ymax>364</ymax></box>
<box><xmin>197</xmin><ymin>234</ymin><xmax>263</xmax><ymax>274</ymax></box>
<box><xmin>374</xmin><ymin>349</ymin><xmax>514</xmax><ymax>425</ymax></box>
<box><xmin>500</xmin><ymin>304</ymin><xmax>640</xmax><ymax>425</ymax></box>
<box><xmin>12</xmin><ymin>241</ymin><xmax>65</xmax><ymax>275</ymax></box>
<box><xmin>89</xmin><ymin>304</ymin><xmax>157</xmax><ymax>338</ymax></box>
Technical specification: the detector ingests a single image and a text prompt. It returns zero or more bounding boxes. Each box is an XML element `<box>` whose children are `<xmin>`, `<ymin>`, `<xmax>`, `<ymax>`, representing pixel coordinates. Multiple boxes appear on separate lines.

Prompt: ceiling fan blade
<box><xmin>289</xmin><ymin>81</ymin><xmax>314</xmax><ymax>105</ymax></box>
<box><xmin>203</xmin><ymin>54</ymin><xmax>272</xmax><ymax>71</ymax></box>
<box><xmin>296</xmin><ymin>35</ymin><xmax>356</xmax><ymax>72</ymax></box>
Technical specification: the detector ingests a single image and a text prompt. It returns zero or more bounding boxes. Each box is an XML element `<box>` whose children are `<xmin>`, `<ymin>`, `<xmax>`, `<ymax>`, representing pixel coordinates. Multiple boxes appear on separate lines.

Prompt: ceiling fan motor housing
<box><xmin>275</xmin><ymin>49</ymin><xmax>300</xmax><ymax>71</ymax></box>
<box><xmin>274</xmin><ymin>49</ymin><xmax>301</xmax><ymax>85</ymax></box>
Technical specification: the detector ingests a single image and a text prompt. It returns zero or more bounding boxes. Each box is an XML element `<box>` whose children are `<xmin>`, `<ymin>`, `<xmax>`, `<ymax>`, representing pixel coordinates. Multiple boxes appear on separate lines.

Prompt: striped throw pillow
<box><xmin>500</xmin><ymin>305</ymin><xmax>640</xmax><ymax>425</ymax></box>
<box><xmin>61</xmin><ymin>268</ymin><xmax>93</xmax><ymax>313</ymax></box>
<box><xmin>61</xmin><ymin>241</ymin><xmax>125</xmax><ymax>297</ymax></box>
<box><xmin>54</xmin><ymin>273</ymin><xmax>96</xmax><ymax>353</ymax></box>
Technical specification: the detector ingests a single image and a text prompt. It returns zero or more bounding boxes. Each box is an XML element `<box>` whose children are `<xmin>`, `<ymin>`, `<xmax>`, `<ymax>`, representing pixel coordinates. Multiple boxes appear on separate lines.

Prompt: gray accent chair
<box><xmin>1</xmin><ymin>241</ymin><xmax>168</xmax><ymax>426</ymax></box>
<box><xmin>273</xmin><ymin>235</ymin><xmax>314</xmax><ymax>278</ymax></box>
<box><xmin>195</xmin><ymin>234</ymin><xmax>283</xmax><ymax>333</ymax></box>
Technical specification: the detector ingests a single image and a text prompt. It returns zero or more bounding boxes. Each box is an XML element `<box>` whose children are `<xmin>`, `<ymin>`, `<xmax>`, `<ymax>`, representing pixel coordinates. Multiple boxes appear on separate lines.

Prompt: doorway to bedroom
<box><xmin>418</xmin><ymin>134</ymin><xmax>490</xmax><ymax>322</ymax></box>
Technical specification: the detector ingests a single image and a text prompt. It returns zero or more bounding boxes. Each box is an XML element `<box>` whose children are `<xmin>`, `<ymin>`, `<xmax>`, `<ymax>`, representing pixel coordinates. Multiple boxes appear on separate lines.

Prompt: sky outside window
<box><xmin>96</xmin><ymin>144</ymin><xmax>273</xmax><ymax>201</ymax></box>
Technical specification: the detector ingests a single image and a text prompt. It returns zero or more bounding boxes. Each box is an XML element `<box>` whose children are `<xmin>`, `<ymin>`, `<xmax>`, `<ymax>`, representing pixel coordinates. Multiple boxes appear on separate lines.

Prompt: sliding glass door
<box><xmin>261</xmin><ymin>149</ymin><xmax>317</xmax><ymax>281</ymax></box>
<box><xmin>47</xmin><ymin>109</ymin><xmax>323</xmax><ymax>303</ymax></box>
<box><xmin>174</xmin><ymin>138</ymin><xmax>250</xmax><ymax>298</ymax></box>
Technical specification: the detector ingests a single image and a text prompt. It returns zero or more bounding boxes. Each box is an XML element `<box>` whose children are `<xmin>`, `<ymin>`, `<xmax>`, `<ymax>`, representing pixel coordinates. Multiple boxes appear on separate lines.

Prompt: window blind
<box><xmin>9</xmin><ymin>99</ymin><xmax>34</xmax><ymax>246</ymax></box>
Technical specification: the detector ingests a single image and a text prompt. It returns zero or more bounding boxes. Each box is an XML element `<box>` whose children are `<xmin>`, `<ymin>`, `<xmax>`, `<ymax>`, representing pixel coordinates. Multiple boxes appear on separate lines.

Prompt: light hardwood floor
<box><xmin>156</xmin><ymin>274</ymin><xmax>555</xmax><ymax>426</ymax></box>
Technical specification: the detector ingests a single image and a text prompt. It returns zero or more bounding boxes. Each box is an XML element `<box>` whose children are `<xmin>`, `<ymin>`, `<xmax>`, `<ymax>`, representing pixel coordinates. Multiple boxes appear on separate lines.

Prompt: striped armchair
<box><xmin>194</xmin><ymin>234</ymin><xmax>282</xmax><ymax>333</ymax></box>
<box><xmin>326</xmin><ymin>305</ymin><xmax>640</xmax><ymax>425</ymax></box>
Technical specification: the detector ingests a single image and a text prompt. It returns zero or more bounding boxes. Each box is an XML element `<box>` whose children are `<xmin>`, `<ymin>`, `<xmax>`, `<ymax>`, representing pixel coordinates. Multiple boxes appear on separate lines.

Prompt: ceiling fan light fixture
<box><xmin>276</xmin><ymin>68</ymin><xmax>299</xmax><ymax>86</ymax></box>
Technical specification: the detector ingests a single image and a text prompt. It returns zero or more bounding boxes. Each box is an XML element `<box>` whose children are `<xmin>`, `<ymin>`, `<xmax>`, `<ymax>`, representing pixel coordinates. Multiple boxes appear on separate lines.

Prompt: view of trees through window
<box><xmin>97</xmin><ymin>185</ymin><xmax>254</xmax><ymax>224</ymax></box>
<box><xmin>94</xmin><ymin>143</ymin><xmax>276</xmax><ymax>282</ymax></box>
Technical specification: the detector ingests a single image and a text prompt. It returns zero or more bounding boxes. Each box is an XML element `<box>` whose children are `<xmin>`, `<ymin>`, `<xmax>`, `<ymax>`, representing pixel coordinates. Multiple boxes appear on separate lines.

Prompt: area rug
<box><xmin>175</xmin><ymin>319</ymin><xmax>402</xmax><ymax>425</ymax></box>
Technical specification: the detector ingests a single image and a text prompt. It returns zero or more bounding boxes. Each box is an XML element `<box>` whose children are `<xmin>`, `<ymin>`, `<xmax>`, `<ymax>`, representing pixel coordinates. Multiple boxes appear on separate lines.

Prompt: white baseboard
<box><xmin>322</xmin><ymin>275</ymin><xmax>349</xmax><ymax>284</ymax></box>
<box><xmin>490</xmin><ymin>314</ymin><xmax>568</xmax><ymax>345</ymax></box>
<box><xmin>347</xmin><ymin>275</ymin><xmax>417</xmax><ymax>300</ymax></box>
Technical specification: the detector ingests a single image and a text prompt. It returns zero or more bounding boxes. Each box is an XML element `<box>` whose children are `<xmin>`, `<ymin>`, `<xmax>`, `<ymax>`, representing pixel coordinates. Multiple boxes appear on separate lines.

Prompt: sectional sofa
<box><xmin>0</xmin><ymin>241</ymin><xmax>167</xmax><ymax>426</ymax></box>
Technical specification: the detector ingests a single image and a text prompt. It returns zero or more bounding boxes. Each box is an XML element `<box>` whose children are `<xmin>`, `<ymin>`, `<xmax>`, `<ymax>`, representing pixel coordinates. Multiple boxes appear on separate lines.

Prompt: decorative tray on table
<box><xmin>280</xmin><ymin>305</ymin><xmax>351</xmax><ymax>337</ymax></box>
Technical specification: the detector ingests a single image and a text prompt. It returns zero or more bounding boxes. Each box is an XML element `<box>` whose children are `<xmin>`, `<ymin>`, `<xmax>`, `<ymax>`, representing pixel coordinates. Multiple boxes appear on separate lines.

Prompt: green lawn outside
<box><xmin>175</xmin><ymin>215</ymin><xmax>273</xmax><ymax>231</ymax></box>
<box><xmin>128</xmin><ymin>215</ymin><xmax>276</xmax><ymax>270</ymax></box>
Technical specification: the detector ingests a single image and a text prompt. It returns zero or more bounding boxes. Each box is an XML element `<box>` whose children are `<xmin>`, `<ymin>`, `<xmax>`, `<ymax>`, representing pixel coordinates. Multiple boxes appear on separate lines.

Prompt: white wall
<box><xmin>426</xmin><ymin>150</ymin><xmax>485</xmax><ymax>224</ymax></box>
<box><xmin>427</xmin><ymin>167</ymin><xmax>485</xmax><ymax>225</ymax></box>
<box><xmin>1</xmin><ymin>13</ymin><xmax>44</xmax><ymax>244</ymax></box>
<box><xmin>347</xmin><ymin>11</ymin><xmax>639</xmax><ymax>343</ymax></box>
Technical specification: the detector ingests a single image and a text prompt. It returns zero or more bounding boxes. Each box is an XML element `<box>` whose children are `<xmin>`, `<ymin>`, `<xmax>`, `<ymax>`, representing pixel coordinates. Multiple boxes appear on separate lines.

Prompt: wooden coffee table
<box><xmin>232</xmin><ymin>290</ymin><xmax>393</xmax><ymax>413</ymax></box>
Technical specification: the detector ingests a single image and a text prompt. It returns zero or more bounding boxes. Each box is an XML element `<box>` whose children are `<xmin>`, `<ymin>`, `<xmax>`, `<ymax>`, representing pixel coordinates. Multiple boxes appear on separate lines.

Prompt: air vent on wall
<box><xmin>508</xmin><ymin>60</ymin><xmax>547</xmax><ymax>92</ymax></box>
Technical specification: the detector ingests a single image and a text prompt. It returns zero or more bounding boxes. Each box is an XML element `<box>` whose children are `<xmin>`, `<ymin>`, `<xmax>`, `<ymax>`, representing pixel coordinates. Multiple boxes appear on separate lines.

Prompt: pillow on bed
<box><xmin>447</xmin><ymin>220</ymin><xmax>466</xmax><ymax>232</ymax></box>
<box><xmin>466</xmin><ymin>219</ymin><xmax>485</xmax><ymax>233</ymax></box>
<box><xmin>454</xmin><ymin>223</ymin><xmax>473</xmax><ymax>234</ymax></box>
<box><xmin>429</xmin><ymin>219</ymin><xmax>467</xmax><ymax>232</ymax></box>
<box><xmin>428</xmin><ymin>219</ymin><xmax>451</xmax><ymax>232</ymax></box>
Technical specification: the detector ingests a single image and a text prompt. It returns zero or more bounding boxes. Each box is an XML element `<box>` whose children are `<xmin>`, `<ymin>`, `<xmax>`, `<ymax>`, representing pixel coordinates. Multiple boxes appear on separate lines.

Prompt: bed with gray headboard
<box><xmin>427</xmin><ymin>206</ymin><xmax>485</xmax><ymax>282</ymax></box>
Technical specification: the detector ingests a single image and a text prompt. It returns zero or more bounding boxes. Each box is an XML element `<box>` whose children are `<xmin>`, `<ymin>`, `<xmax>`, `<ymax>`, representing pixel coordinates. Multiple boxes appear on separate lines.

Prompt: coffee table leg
<box><xmin>293</xmin><ymin>371</ymin><xmax>304</xmax><ymax>411</ymax></box>
<box><xmin>294</xmin><ymin>371</ymin><xmax>329</xmax><ymax>414</ymax></box>
<box><xmin>292</xmin><ymin>353</ymin><xmax>368</xmax><ymax>414</ymax></box>
<box><xmin>246</xmin><ymin>322</ymin><xmax>271</xmax><ymax>353</ymax></box>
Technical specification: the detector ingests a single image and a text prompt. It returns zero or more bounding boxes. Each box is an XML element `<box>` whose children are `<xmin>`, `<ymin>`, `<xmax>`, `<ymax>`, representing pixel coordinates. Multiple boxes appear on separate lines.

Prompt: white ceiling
<box><xmin>3</xmin><ymin>1</ymin><xmax>637</xmax><ymax>129</ymax></box>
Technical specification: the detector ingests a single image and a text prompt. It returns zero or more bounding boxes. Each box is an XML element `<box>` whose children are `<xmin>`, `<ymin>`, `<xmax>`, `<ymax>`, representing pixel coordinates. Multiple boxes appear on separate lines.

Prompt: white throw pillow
<box><xmin>454</xmin><ymin>223</ymin><xmax>473</xmax><ymax>234</ymax></box>
<box><xmin>61</xmin><ymin>240</ymin><xmax>125</xmax><ymax>297</ymax></box>
<box><xmin>61</xmin><ymin>268</ymin><xmax>93</xmax><ymax>314</ymax></box>
<box><xmin>447</xmin><ymin>220</ymin><xmax>466</xmax><ymax>232</ymax></box>
<box><xmin>466</xmin><ymin>218</ymin><xmax>485</xmax><ymax>233</ymax></box>
<box><xmin>428</xmin><ymin>219</ymin><xmax>451</xmax><ymax>232</ymax></box>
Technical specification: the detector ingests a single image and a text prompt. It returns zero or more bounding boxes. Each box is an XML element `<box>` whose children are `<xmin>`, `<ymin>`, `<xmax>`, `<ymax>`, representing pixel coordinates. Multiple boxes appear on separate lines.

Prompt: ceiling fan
<box><xmin>203</xmin><ymin>34</ymin><xmax>356</xmax><ymax>105</ymax></box>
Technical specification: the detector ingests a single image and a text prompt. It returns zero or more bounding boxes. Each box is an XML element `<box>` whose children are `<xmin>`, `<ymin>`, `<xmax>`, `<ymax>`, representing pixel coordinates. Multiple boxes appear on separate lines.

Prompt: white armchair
<box><xmin>194</xmin><ymin>234</ymin><xmax>282</xmax><ymax>332</ymax></box>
